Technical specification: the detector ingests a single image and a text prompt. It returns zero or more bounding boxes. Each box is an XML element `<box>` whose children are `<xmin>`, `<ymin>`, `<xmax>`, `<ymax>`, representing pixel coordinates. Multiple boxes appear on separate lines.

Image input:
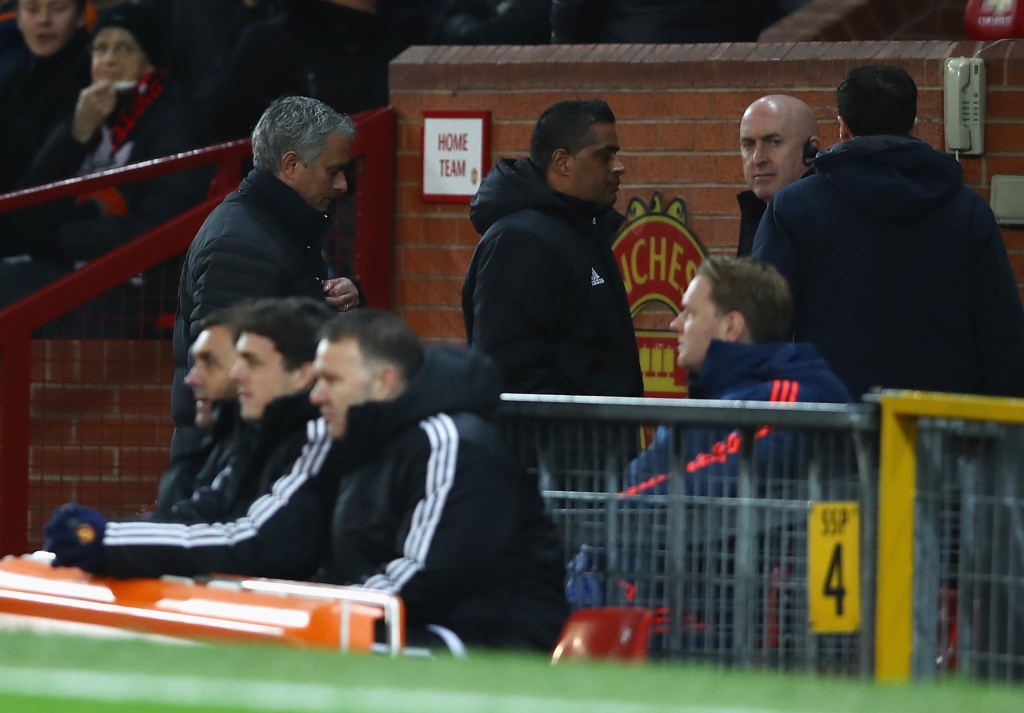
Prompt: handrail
<box><xmin>498</xmin><ymin>393</ymin><xmax>880</xmax><ymax>431</ymax></box>
<box><xmin>0</xmin><ymin>140</ymin><xmax>252</xmax><ymax>214</ymax></box>
<box><xmin>0</xmin><ymin>107</ymin><xmax>395</xmax><ymax>556</ymax></box>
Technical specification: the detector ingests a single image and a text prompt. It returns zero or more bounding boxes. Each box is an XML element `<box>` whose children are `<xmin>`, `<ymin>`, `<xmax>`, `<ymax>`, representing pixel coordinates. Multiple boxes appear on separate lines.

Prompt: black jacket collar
<box><xmin>239</xmin><ymin>169</ymin><xmax>329</xmax><ymax>251</ymax></box>
<box><xmin>736</xmin><ymin>189</ymin><xmax>767</xmax><ymax>257</ymax></box>
<box><xmin>252</xmin><ymin>392</ymin><xmax>320</xmax><ymax>445</ymax></box>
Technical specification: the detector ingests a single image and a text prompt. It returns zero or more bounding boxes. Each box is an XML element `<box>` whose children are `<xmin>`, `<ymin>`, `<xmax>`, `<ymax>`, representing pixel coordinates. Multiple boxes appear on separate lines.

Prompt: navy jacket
<box><xmin>753</xmin><ymin>135</ymin><xmax>1024</xmax><ymax>400</ymax></box>
<box><xmin>626</xmin><ymin>340</ymin><xmax>851</xmax><ymax>498</ymax></box>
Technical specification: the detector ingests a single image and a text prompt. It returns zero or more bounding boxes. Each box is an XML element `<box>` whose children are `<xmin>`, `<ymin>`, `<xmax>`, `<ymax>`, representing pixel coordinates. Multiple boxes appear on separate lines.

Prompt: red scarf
<box><xmin>109</xmin><ymin>69</ymin><xmax>166</xmax><ymax>152</ymax></box>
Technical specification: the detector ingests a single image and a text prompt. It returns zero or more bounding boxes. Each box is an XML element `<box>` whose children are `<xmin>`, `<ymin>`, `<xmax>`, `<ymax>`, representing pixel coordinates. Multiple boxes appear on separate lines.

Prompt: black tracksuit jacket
<box><xmin>103</xmin><ymin>394</ymin><xmax>339</xmax><ymax>579</ymax></box>
<box><xmin>154</xmin><ymin>399</ymin><xmax>244</xmax><ymax>516</ymax></box>
<box><xmin>317</xmin><ymin>347</ymin><xmax>569</xmax><ymax>651</ymax></box>
<box><xmin>172</xmin><ymin>169</ymin><xmax>330</xmax><ymax>433</ymax></box>
<box><xmin>463</xmin><ymin>158</ymin><xmax>644</xmax><ymax>397</ymax></box>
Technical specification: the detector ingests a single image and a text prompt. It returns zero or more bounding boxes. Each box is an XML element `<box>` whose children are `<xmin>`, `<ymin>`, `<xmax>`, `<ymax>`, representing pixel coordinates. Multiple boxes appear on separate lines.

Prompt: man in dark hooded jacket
<box><xmin>753</xmin><ymin>65</ymin><xmax>1024</xmax><ymax>400</ymax></box>
<box><xmin>463</xmin><ymin>99</ymin><xmax>643</xmax><ymax>397</ymax></box>
<box><xmin>311</xmin><ymin>309</ymin><xmax>568</xmax><ymax>651</ymax></box>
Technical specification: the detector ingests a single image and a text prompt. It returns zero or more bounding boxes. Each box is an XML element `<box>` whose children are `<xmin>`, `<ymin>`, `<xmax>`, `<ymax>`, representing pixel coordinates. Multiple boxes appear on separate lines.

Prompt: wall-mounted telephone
<box><xmin>944</xmin><ymin>57</ymin><xmax>986</xmax><ymax>156</ymax></box>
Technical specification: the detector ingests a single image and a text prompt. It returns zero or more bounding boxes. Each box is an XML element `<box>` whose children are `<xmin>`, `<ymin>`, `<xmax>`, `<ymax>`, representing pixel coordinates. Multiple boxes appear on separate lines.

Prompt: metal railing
<box><xmin>0</xmin><ymin>107</ymin><xmax>395</xmax><ymax>556</ymax></box>
<box><xmin>877</xmin><ymin>391</ymin><xmax>1024</xmax><ymax>683</ymax></box>
<box><xmin>498</xmin><ymin>395</ymin><xmax>879</xmax><ymax>675</ymax></box>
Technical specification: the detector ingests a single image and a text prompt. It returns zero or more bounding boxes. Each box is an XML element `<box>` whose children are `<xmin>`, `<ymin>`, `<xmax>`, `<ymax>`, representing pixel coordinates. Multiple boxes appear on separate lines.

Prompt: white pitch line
<box><xmin>0</xmin><ymin>666</ymin><xmax>793</xmax><ymax>713</ymax></box>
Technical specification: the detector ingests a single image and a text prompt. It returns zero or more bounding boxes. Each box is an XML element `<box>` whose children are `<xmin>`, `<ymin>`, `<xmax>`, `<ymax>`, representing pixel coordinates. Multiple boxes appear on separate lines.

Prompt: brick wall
<box><xmin>761</xmin><ymin>0</ymin><xmax>968</xmax><ymax>42</ymax></box>
<box><xmin>27</xmin><ymin>339</ymin><xmax>173</xmax><ymax>549</ymax></box>
<box><xmin>390</xmin><ymin>41</ymin><xmax>1024</xmax><ymax>345</ymax></box>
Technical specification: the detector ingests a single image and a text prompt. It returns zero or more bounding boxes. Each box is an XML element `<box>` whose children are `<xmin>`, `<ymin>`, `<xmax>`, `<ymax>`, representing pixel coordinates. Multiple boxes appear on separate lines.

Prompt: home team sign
<box><xmin>422</xmin><ymin>111</ymin><xmax>491</xmax><ymax>203</ymax></box>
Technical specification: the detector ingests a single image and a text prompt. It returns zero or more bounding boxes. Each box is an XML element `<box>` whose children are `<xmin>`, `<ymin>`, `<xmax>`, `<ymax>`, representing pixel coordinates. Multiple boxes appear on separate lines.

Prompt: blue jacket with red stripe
<box><xmin>625</xmin><ymin>340</ymin><xmax>851</xmax><ymax>497</ymax></box>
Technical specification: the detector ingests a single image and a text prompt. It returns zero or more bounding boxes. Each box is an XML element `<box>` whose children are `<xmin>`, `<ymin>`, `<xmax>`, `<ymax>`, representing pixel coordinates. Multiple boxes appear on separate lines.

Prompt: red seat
<box><xmin>551</xmin><ymin>607</ymin><xmax>653</xmax><ymax>663</ymax></box>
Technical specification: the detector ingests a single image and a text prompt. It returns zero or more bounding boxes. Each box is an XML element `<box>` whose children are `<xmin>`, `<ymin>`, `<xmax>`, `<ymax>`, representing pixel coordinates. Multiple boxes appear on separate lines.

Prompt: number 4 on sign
<box><xmin>808</xmin><ymin>502</ymin><xmax>861</xmax><ymax>634</ymax></box>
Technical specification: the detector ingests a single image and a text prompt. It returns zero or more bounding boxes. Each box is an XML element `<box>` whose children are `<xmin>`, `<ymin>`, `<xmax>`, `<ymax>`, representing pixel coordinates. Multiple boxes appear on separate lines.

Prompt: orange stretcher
<box><xmin>0</xmin><ymin>554</ymin><xmax>405</xmax><ymax>654</ymax></box>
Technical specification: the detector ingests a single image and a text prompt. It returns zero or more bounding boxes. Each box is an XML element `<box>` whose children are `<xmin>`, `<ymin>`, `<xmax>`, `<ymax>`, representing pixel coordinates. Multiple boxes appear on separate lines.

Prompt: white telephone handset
<box><xmin>944</xmin><ymin>57</ymin><xmax>986</xmax><ymax>156</ymax></box>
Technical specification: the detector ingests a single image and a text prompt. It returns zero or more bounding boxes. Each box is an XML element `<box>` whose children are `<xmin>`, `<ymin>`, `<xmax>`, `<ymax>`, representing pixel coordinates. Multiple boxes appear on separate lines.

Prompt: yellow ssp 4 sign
<box><xmin>808</xmin><ymin>502</ymin><xmax>861</xmax><ymax>634</ymax></box>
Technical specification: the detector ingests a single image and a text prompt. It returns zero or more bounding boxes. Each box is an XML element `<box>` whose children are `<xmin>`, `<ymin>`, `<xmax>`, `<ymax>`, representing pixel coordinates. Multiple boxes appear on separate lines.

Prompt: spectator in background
<box><xmin>45</xmin><ymin>298</ymin><xmax>341</xmax><ymax>579</ymax></box>
<box><xmin>754</xmin><ymin>65</ymin><xmax>1024</xmax><ymax>399</ymax></box>
<box><xmin>150</xmin><ymin>0</ymin><xmax>284</xmax><ymax>111</ymax></box>
<box><xmin>198</xmin><ymin>0</ymin><xmax>402</xmax><ymax>144</ymax></box>
<box><xmin>0</xmin><ymin>0</ymin><xmax>30</xmax><ymax>83</ymax></box>
<box><xmin>736</xmin><ymin>95</ymin><xmax>818</xmax><ymax>257</ymax></box>
<box><xmin>429</xmin><ymin>0</ymin><xmax>550</xmax><ymax>45</ymax></box>
<box><xmin>155</xmin><ymin>307</ymin><xmax>242</xmax><ymax>515</ymax></box>
<box><xmin>551</xmin><ymin>0</ymin><xmax>781</xmax><ymax>44</ymax></box>
<box><xmin>172</xmin><ymin>96</ymin><xmax>362</xmax><ymax>460</ymax></box>
<box><xmin>0</xmin><ymin>3</ymin><xmax>203</xmax><ymax>307</ymax></box>
<box><xmin>463</xmin><ymin>99</ymin><xmax>644</xmax><ymax>397</ymax></box>
<box><xmin>312</xmin><ymin>310</ymin><xmax>568</xmax><ymax>651</ymax></box>
<box><xmin>0</xmin><ymin>0</ymin><xmax>90</xmax><ymax>194</ymax></box>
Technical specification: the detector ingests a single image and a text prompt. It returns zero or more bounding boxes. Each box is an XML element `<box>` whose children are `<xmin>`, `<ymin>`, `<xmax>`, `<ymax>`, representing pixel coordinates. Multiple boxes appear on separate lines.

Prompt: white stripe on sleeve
<box><xmin>361</xmin><ymin>414</ymin><xmax>458</xmax><ymax>594</ymax></box>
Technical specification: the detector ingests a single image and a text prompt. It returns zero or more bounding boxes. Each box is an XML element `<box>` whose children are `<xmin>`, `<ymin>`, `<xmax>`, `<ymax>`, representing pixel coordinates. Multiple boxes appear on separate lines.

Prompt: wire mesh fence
<box><xmin>498</xmin><ymin>395</ymin><xmax>879</xmax><ymax>674</ymax></box>
<box><xmin>914</xmin><ymin>417</ymin><xmax>1024</xmax><ymax>682</ymax></box>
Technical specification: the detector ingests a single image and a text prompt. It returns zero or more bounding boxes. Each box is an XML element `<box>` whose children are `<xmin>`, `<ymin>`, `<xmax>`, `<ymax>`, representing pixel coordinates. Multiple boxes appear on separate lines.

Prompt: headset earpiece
<box><xmin>802</xmin><ymin>138</ymin><xmax>818</xmax><ymax>166</ymax></box>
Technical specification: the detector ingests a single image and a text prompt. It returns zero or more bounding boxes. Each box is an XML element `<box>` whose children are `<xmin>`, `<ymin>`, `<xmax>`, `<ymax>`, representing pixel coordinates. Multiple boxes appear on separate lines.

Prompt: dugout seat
<box><xmin>551</xmin><ymin>607</ymin><xmax>653</xmax><ymax>663</ymax></box>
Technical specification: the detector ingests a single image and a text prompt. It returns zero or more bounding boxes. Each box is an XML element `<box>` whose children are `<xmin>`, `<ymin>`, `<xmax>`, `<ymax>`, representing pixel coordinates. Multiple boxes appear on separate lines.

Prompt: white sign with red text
<box><xmin>422</xmin><ymin>113</ymin><xmax>489</xmax><ymax>203</ymax></box>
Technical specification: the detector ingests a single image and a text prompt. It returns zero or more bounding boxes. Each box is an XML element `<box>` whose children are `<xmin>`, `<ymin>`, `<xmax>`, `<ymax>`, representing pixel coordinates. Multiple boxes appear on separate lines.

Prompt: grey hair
<box><xmin>251</xmin><ymin>96</ymin><xmax>356</xmax><ymax>172</ymax></box>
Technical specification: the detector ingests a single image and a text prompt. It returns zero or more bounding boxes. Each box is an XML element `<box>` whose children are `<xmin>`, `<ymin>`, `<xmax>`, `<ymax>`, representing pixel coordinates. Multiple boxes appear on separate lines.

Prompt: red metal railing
<box><xmin>0</xmin><ymin>107</ymin><xmax>395</xmax><ymax>555</ymax></box>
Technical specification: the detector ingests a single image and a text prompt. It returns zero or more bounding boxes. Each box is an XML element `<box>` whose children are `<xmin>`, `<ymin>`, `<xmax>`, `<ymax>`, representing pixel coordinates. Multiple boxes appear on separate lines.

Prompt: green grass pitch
<box><xmin>0</xmin><ymin>630</ymin><xmax>1022</xmax><ymax>712</ymax></box>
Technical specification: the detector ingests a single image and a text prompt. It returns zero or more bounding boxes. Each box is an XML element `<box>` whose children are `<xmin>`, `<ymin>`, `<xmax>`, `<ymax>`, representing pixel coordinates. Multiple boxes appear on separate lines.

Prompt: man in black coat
<box><xmin>44</xmin><ymin>297</ymin><xmax>341</xmax><ymax>580</ymax></box>
<box><xmin>0</xmin><ymin>0</ymin><xmax>89</xmax><ymax>193</ymax></box>
<box><xmin>172</xmin><ymin>96</ymin><xmax>361</xmax><ymax>458</ymax></box>
<box><xmin>753</xmin><ymin>65</ymin><xmax>1024</xmax><ymax>399</ymax></box>
<box><xmin>155</xmin><ymin>306</ymin><xmax>241</xmax><ymax>514</ymax></box>
<box><xmin>311</xmin><ymin>310</ymin><xmax>568</xmax><ymax>651</ymax></box>
<box><xmin>462</xmin><ymin>99</ymin><xmax>644</xmax><ymax>397</ymax></box>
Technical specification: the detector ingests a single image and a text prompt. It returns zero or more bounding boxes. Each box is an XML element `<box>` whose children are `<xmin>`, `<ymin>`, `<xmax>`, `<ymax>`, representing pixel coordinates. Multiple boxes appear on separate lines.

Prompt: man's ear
<box><xmin>723</xmin><ymin>311</ymin><xmax>752</xmax><ymax>344</ymax></box>
<box><xmin>278</xmin><ymin>150</ymin><xmax>303</xmax><ymax>180</ymax></box>
<box><xmin>548</xmin><ymin>148</ymin><xmax>572</xmax><ymax>179</ymax></box>
<box><xmin>837</xmin><ymin>116</ymin><xmax>852</xmax><ymax>142</ymax></box>
<box><xmin>371</xmin><ymin>364</ymin><xmax>403</xmax><ymax>401</ymax></box>
<box><xmin>291</xmin><ymin>362</ymin><xmax>317</xmax><ymax>392</ymax></box>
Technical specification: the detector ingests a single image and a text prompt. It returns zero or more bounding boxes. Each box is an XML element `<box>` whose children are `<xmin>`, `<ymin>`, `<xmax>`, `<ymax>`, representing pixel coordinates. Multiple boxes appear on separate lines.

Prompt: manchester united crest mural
<box><xmin>612</xmin><ymin>193</ymin><xmax>707</xmax><ymax>398</ymax></box>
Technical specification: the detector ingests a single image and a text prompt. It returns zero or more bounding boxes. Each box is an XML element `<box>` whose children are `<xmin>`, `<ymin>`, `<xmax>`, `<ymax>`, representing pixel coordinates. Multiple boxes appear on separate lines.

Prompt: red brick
<box><xmin>491</xmin><ymin>121</ymin><xmax>532</xmax><ymax>152</ymax></box>
<box><xmin>30</xmin><ymin>421</ymin><xmax>75</xmax><ymax>446</ymax></box>
<box><xmin>396</xmin><ymin>216</ymin><xmax>424</xmax><ymax>244</ymax></box>
<box><xmin>713</xmin><ymin>91</ymin><xmax>762</xmax><ymax>120</ymax></box>
<box><xmin>987</xmin><ymin>156</ymin><xmax>1024</xmax><ymax>176</ymax></box>
<box><xmin>77</xmin><ymin>421</ymin><xmax>173</xmax><ymax>449</ymax></box>
<box><xmin>987</xmin><ymin>123</ymin><xmax>1024</xmax><ymax>152</ymax></box>
<box><xmin>636</xmin><ymin>93</ymin><xmax>677</xmax><ymax>120</ymax></box>
<box><xmin>1009</xmin><ymin>251</ymin><xmax>1024</xmax><ymax>282</ymax></box>
<box><xmin>437</xmin><ymin>309</ymin><xmax>467</xmax><ymax>342</ymax></box>
<box><xmin>118</xmin><ymin>447</ymin><xmax>172</xmax><ymax>476</ymax></box>
<box><xmin>685</xmin><ymin>186</ymin><xmax>743</xmax><ymax>217</ymax></box>
<box><xmin>399</xmin><ymin>246</ymin><xmax>441</xmax><ymax>276</ymax></box>
<box><xmin>31</xmin><ymin>384</ymin><xmax>117</xmax><ymax>418</ymax></box>
<box><xmin>672</xmin><ymin>92</ymin><xmax>714</xmax><ymax>120</ymax></box>
<box><xmin>403</xmin><ymin>309</ymin><xmax>442</xmax><ymax>339</ymax></box>
<box><xmin>961</xmin><ymin>156</ymin><xmax>983</xmax><ymax>187</ymax></box>
<box><xmin>437</xmin><ymin>247</ymin><xmax>476</xmax><ymax>277</ymax></box>
<box><xmin>396</xmin><ymin>153</ymin><xmax>420</xmax><ymax>183</ymax></box>
<box><xmin>1003</xmin><ymin>228</ymin><xmax>1024</xmax><ymax>251</ymax></box>
<box><xmin>657</xmin><ymin>123</ymin><xmax>695</xmax><ymax>151</ymax></box>
<box><xmin>118</xmin><ymin>386</ymin><xmax>172</xmax><ymax>418</ymax></box>
<box><xmin>422</xmin><ymin>218</ymin><xmax>461</xmax><ymax>247</ymax></box>
<box><xmin>616</xmin><ymin>122</ymin><xmax>658</xmax><ymax>151</ymax></box>
<box><xmin>30</xmin><ymin>446</ymin><xmax>117</xmax><ymax>477</ymax></box>
<box><xmin>695</xmin><ymin>122</ymin><xmax>740</xmax><ymax>152</ymax></box>
<box><xmin>987</xmin><ymin>89</ymin><xmax>1024</xmax><ymax>120</ymax></box>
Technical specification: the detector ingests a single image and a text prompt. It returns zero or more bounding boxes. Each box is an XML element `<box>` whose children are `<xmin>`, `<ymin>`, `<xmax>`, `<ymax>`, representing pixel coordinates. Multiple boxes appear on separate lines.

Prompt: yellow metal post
<box><xmin>875</xmin><ymin>399</ymin><xmax>917</xmax><ymax>681</ymax></box>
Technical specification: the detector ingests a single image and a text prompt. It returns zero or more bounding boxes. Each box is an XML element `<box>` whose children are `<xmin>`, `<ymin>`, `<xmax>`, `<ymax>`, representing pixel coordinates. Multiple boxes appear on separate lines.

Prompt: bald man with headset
<box><xmin>736</xmin><ymin>95</ymin><xmax>819</xmax><ymax>257</ymax></box>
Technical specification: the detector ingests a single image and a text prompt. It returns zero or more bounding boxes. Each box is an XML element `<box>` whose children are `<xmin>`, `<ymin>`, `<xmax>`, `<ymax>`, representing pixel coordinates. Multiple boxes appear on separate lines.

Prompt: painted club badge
<box><xmin>612</xmin><ymin>193</ymin><xmax>707</xmax><ymax>398</ymax></box>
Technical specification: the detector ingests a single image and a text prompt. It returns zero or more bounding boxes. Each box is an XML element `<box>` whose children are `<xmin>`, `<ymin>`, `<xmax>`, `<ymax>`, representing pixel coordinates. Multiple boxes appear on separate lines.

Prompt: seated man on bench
<box><xmin>310</xmin><ymin>309</ymin><xmax>569</xmax><ymax>651</ymax></box>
